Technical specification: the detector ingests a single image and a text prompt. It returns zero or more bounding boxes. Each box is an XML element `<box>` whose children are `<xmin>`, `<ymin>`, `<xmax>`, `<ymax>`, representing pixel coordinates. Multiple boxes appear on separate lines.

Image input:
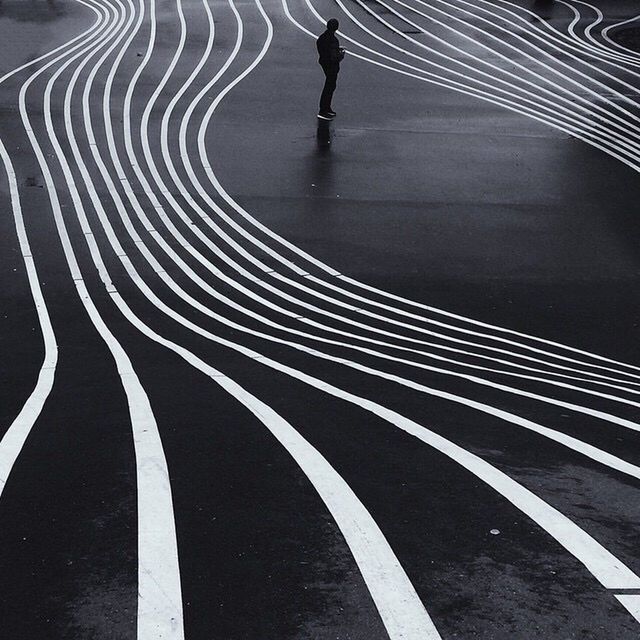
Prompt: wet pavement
<box><xmin>1</xmin><ymin>0</ymin><xmax>640</xmax><ymax>638</ymax></box>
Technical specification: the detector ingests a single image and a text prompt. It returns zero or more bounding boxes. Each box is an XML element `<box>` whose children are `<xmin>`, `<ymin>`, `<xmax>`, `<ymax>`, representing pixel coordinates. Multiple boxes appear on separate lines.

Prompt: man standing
<box><xmin>316</xmin><ymin>18</ymin><xmax>345</xmax><ymax>120</ymax></box>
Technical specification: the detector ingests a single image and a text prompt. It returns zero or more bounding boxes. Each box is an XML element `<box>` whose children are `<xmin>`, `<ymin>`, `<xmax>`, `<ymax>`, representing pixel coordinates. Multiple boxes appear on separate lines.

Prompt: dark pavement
<box><xmin>1</xmin><ymin>0</ymin><xmax>640</xmax><ymax>638</ymax></box>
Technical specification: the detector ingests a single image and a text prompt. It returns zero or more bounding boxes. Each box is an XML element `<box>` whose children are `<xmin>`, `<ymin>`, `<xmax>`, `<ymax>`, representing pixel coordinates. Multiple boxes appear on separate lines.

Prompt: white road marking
<box><xmin>615</xmin><ymin>594</ymin><xmax>640</xmax><ymax>624</ymax></box>
<box><xmin>0</xmin><ymin>142</ymin><xmax>58</xmax><ymax>491</ymax></box>
<box><xmin>65</xmin><ymin>33</ymin><xmax>640</xmax><ymax>612</ymax></box>
<box><xmin>0</xmin><ymin>0</ymin><xmax>107</xmax><ymax>496</ymax></box>
<box><xmin>68</xmin><ymin>0</ymin><xmax>640</xmax><ymax>489</ymax></box>
<box><xmin>41</xmin><ymin>0</ymin><xmax>445</xmax><ymax>635</ymax></box>
<box><xmin>7</xmin><ymin>0</ymin><xmax>640</xmax><ymax>634</ymax></box>
<box><xmin>185</xmin><ymin>0</ymin><xmax>640</xmax><ymax>385</ymax></box>
<box><xmin>180</xmin><ymin>6</ymin><xmax>640</xmax><ymax>392</ymax></box>
<box><xmin>16</xmin><ymin>1</ymin><xmax>185</xmax><ymax>636</ymax></box>
<box><xmin>600</xmin><ymin>13</ymin><xmax>640</xmax><ymax>60</ymax></box>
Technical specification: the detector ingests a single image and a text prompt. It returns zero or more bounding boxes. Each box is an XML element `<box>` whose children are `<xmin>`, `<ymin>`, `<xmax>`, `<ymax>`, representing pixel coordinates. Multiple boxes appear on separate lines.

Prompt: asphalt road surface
<box><xmin>1</xmin><ymin>0</ymin><xmax>640</xmax><ymax>638</ymax></box>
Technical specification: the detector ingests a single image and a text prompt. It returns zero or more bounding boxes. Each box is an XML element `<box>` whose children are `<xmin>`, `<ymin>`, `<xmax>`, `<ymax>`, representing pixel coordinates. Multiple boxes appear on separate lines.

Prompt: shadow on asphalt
<box><xmin>316</xmin><ymin>119</ymin><xmax>332</xmax><ymax>152</ymax></box>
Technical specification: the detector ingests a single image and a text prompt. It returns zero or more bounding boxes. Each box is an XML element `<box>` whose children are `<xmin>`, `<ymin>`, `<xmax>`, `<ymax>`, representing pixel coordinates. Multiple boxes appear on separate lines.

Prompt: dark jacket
<box><xmin>317</xmin><ymin>30</ymin><xmax>343</xmax><ymax>65</ymax></box>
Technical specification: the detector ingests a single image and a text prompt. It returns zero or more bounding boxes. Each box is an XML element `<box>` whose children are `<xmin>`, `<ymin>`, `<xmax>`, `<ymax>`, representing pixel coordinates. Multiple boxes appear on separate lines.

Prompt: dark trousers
<box><xmin>319</xmin><ymin>63</ymin><xmax>339</xmax><ymax>112</ymax></box>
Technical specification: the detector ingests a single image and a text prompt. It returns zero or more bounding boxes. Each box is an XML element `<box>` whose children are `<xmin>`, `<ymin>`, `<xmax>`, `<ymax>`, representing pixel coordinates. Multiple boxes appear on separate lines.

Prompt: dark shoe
<box><xmin>317</xmin><ymin>111</ymin><xmax>335</xmax><ymax>120</ymax></box>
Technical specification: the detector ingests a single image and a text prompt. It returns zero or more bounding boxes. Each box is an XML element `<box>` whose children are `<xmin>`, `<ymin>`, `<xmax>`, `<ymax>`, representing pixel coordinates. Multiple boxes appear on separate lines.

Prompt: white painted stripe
<box><xmin>615</xmin><ymin>595</ymin><xmax>640</xmax><ymax>624</ymax></box>
<box><xmin>50</xmin><ymin>0</ymin><xmax>444</xmax><ymax>635</ymax></box>
<box><xmin>77</xmin><ymin>0</ymin><xmax>640</xmax><ymax>468</ymax></box>
<box><xmin>601</xmin><ymin>14</ymin><xmax>640</xmax><ymax>59</ymax></box>
<box><xmin>16</xmin><ymin>1</ymin><xmax>185</xmax><ymax>636</ymax></box>
<box><xmin>346</xmin><ymin>0</ymin><xmax>640</xmax><ymax>160</ymax></box>
<box><xmin>0</xmin><ymin>0</ymin><xmax>108</xmax><ymax>492</ymax></box>
<box><xmin>49</xmin><ymin>0</ymin><xmax>640</xmax><ymax>629</ymax></box>
<box><xmin>251</xmin><ymin>350</ymin><xmax>640</xmax><ymax>591</ymax></box>
<box><xmin>0</xmin><ymin>154</ymin><xmax>58</xmax><ymax>492</ymax></box>
<box><xmin>434</xmin><ymin>0</ymin><xmax>640</xmax><ymax>115</ymax></box>
<box><xmin>281</xmin><ymin>0</ymin><xmax>640</xmax><ymax>379</ymax></box>
<box><xmin>208</xmin><ymin>0</ymin><xmax>632</xmax><ymax>383</ymax></box>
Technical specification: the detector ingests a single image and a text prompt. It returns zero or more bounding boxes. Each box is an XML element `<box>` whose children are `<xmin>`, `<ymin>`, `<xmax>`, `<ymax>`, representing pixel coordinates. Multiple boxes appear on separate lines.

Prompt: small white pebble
<box><xmin>490</xmin><ymin>529</ymin><xmax>500</xmax><ymax>535</ymax></box>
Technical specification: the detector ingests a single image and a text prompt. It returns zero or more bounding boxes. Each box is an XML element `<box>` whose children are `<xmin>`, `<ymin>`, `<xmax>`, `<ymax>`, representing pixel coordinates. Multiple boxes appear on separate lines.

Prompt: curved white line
<box><xmin>0</xmin><ymin>0</ymin><xmax>107</xmax><ymax>495</ymax></box>
<box><xmin>346</xmin><ymin>0</ymin><xmax>640</xmax><ymax>160</ymax></box>
<box><xmin>602</xmin><ymin>13</ymin><xmax>640</xmax><ymax>60</ymax></box>
<box><xmin>557</xmin><ymin>0</ymin><xmax>640</xmax><ymax>67</ymax></box>
<box><xmin>73</xmin><ymin>0</ymin><xmax>640</xmax><ymax>506</ymax></box>
<box><xmin>55</xmin><ymin>0</ymin><xmax>640</xmax><ymax>604</ymax></box>
<box><xmin>59</xmin><ymin>0</ymin><xmax>443</xmax><ymax>635</ymax></box>
<box><xmin>96</xmin><ymin>0</ymin><xmax>640</xmax><ymax>412</ymax></box>
<box><xmin>18</xmin><ymin>0</ymin><xmax>185</xmax><ymax>636</ymax></box>
<box><xmin>276</xmin><ymin>0</ymin><xmax>640</xmax><ymax>379</ymax></box>
<box><xmin>189</xmin><ymin>0</ymin><xmax>640</xmax><ymax>391</ymax></box>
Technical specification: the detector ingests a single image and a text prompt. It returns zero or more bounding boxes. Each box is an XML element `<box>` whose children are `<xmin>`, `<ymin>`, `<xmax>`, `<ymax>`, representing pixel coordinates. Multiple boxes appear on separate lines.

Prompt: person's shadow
<box><xmin>299</xmin><ymin>118</ymin><xmax>337</xmax><ymax>213</ymax></box>
<box><xmin>316</xmin><ymin>119</ymin><xmax>332</xmax><ymax>153</ymax></box>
